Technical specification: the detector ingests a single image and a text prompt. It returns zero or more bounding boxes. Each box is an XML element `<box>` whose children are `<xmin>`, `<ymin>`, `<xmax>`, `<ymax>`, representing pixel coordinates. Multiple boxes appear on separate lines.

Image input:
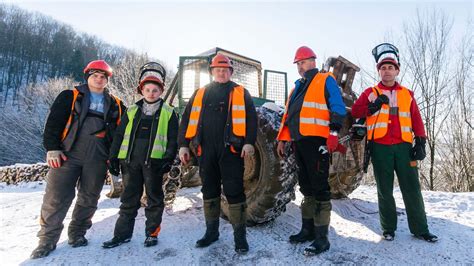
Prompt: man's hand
<box><xmin>335</xmin><ymin>143</ymin><xmax>347</xmax><ymax>154</ymax></box>
<box><xmin>411</xmin><ymin>137</ymin><xmax>427</xmax><ymax>161</ymax></box>
<box><xmin>327</xmin><ymin>133</ymin><xmax>339</xmax><ymax>153</ymax></box>
<box><xmin>241</xmin><ymin>144</ymin><xmax>255</xmax><ymax>158</ymax></box>
<box><xmin>47</xmin><ymin>150</ymin><xmax>67</xmax><ymax>168</ymax></box>
<box><xmin>277</xmin><ymin>141</ymin><xmax>287</xmax><ymax>159</ymax></box>
<box><xmin>107</xmin><ymin>158</ymin><xmax>120</xmax><ymax>176</ymax></box>
<box><xmin>368</xmin><ymin>94</ymin><xmax>389</xmax><ymax>115</ymax></box>
<box><xmin>179</xmin><ymin>147</ymin><xmax>191</xmax><ymax>165</ymax></box>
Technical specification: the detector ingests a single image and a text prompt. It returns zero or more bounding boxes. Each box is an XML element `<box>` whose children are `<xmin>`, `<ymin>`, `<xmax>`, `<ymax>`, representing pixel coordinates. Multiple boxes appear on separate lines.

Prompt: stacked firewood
<box><xmin>0</xmin><ymin>163</ymin><xmax>49</xmax><ymax>184</ymax></box>
<box><xmin>0</xmin><ymin>163</ymin><xmax>114</xmax><ymax>185</ymax></box>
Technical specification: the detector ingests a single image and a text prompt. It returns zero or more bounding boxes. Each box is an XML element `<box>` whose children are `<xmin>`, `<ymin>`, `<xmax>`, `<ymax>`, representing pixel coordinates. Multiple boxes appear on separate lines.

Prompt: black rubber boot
<box><xmin>290</xmin><ymin>196</ymin><xmax>315</xmax><ymax>243</ymax></box>
<box><xmin>304</xmin><ymin>225</ymin><xmax>330</xmax><ymax>256</ymax></box>
<box><xmin>102</xmin><ymin>236</ymin><xmax>132</xmax><ymax>249</ymax></box>
<box><xmin>30</xmin><ymin>243</ymin><xmax>56</xmax><ymax>259</ymax></box>
<box><xmin>303</xmin><ymin>200</ymin><xmax>331</xmax><ymax>256</ymax></box>
<box><xmin>232</xmin><ymin>223</ymin><xmax>249</xmax><ymax>254</ymax></box>
<box><xmin>68</xmin><ymin>236</ymin><xmax>88</xmax><ymax>248</ymax></box>
<box><xmin>383</xmin><ymin>231</ymin><xmax>395</xmax><ymax>241</ymax></box>
<box><xmin>144</xmin><ymin>236</ymin><xmax>158</xmax><ymax>247</ymax></box>
<box><xmin>289</xmin><ymin>218</ymin><xmax>315</xmax><ymax>243</ymax></box>
<box><xmin>414</xmin><ymin>232</ymin><xmax>438</xmax><ymax>242</ymax></box>
<box><xmin>196</xmin><ymin>197</ymin><xmax>220</xmax><ymax>248</ymax></box>
<box><xmin>228</xmin><ymin>202</ymin><xmax>249</xmax><ymax>254</ymax></box>
<box><xmin>195</xmin><ymin>220</ymin><xmax>220</xmax><ymax>247</ymax></box>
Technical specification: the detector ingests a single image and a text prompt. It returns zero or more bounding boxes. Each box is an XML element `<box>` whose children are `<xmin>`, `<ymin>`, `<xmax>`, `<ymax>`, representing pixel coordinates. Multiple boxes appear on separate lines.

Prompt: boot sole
<box><xmin>235</xmin><ymin>248</ymin><xmax>249</xmax><ymax>254</ymax></box>
<box><xmin>289</xmin><ymin>237</ymin><xmax>316</xmax><ymax>244</ymax></box>
<box><xmin>414</xmin><ymin>235</ymin><xmax>438</xmax><ymax>243</ymax></box>
<box><xmin>30</xmin><ymin>246</ymin><xmax>56</xmax><ymax>259</ymax></box>
<box><xmin>144</xmin><ymin>241</ymin><xmax>158</xmax><ymax>247</ymax></box>
<box><xmin>195</xmin><ymin>237</ymin><xmax>219</xmax><ymax>248</ymax></box>
<box><xmin>70</xmin><ymin>241</ymin><xmax>88</xmax><ymax>248</ymax></box>
<box><xmin>102</xmin><ymin>238</ymin><xmax>131</xmax><ymax>249</ymax></box>
<box><xmin>303</xmin><ymin>245</ymin><xmax>330</xmax><ymax>256</ymax></box>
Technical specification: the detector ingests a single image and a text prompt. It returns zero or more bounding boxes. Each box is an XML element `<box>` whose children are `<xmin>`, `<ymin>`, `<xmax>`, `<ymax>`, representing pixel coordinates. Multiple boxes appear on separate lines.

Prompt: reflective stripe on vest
<box><xmin>61</xmin><ymin>89</ymin><xmax>80</xmax><ymax>141</ymax></box>
<box><xmin>118</xmin><ymin>103</ymin><xmax>173</xmax><ymax>159</ymax></box>
<box><xmin>60</xmin><ymin>89</ymin><xmax>122</xmax><ymax>141</ymax></box>
<box><xmin>366</xmin><ymin>86</ymin><xmax>413</xmax><ymax>143</ymax></box>
<box><xmin>277</xmin><ymin>72</ymin><xmax>332</xmax><ymax>140</ymax></box>
<box><xmin>150</xmin><ymin>104</ymin><xmax>173</xmax><ymax>158</ymax></box>
<box><xmin>185</xmin><ymin>85</ymin><xmax>246</xmax><ymax>139</ymax></box>
<box><xmin>230</xmin><ymin>86</ymin><xmax>246</xmax><ymax>136</ymax></box>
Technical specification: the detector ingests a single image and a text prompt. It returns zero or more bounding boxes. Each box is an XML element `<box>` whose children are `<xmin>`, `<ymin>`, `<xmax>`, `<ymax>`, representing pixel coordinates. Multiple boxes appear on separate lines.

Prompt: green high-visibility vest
<box><xmin>118</xmin><ymin>103</ymin><xmax>173</xmax><ymax>159</ymax></box>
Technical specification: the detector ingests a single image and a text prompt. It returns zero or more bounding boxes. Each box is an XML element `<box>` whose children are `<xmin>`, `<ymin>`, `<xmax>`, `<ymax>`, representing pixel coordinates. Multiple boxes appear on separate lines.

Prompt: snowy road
<box><xmin>1</xmin><ymin>182</ymin><xmax>473</xmax><ymax>265</ymax></box>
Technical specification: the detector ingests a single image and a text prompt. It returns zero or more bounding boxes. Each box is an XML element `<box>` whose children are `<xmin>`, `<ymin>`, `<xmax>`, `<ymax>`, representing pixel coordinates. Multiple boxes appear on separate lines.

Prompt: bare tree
<box><xmin>438</xmin><ymin>25</ymin><xmax>473</xmax><ymax>192</ymax></box>
<box><xmin>403</xmin><ymin>9</ymin><xmax>454</xmax><ymax>190</ymax></box>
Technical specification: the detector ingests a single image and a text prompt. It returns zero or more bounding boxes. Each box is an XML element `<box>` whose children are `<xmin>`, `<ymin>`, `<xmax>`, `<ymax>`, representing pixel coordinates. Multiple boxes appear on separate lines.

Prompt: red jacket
<box><xmin>351</xmin><ymin>82</ymin><xmax>426</xmax><ymax>145</ymax></box>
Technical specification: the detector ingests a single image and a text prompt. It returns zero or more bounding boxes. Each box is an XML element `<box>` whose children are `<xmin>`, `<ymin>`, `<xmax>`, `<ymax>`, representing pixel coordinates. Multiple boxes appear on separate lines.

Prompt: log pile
<box><xmin>0</xmin><ymin>163</ymin><xmax>49</xmax><ymax>184</ymax></box>
<box><xmin>0</xmin><ymin>163</ymin><xmax>113</xmax><ymax>185</ymax></box>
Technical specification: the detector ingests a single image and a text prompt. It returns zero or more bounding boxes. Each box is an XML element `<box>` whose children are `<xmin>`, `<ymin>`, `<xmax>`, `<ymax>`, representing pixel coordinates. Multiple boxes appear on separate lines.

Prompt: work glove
<box><xmin>327</xmin><ymin>133</ymin><xmax>339</xmax><ymax>153</ymax></box>
<box><xmin>179</xmin><ymin>147</ymin><xmax>191</xmax><ymax>165</ymax></box>
<box><xmin>368</xmin><ymin>94</ymin><xmax>389</xmax><ymax>115</ymax></box>
<box><xmin>107</xmin><ymin>158</ymin><xmax>120</xmax><ymax>176</ymax></box>
<box><xmin>46</xmin><ymin>150</ymin><xmax>67</xmax><ymax>169</ymax></box>
<box><xmin>241</xmin><ymin>144</ymin><xmax>255</xmax><ymax>158</ymax></box>
<box><xmin>411</xmin><ymin>137</ymin><xmax>427</xmax><ymax>161</ymax></box>
<box><xmin>162</xmin><ymin>159</ymin><xmax>173</xmax><ymax>173</ymax></box>
<box><xmin>335</xmin><ymin>143</ymin><xmax>347</xmax><ymax>154</ymax></box>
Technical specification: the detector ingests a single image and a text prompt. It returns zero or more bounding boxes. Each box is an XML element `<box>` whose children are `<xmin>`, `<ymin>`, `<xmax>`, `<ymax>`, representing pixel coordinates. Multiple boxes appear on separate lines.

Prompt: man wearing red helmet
<box><xmin>178</xmin><ymin>53</ymin><xmax>257</xmax><ymax>254</ymax></box>
<box><xmin>102</xmin><ymin>62</ymin><xmax>178</xmax><ymax>249</ymax></box>
<box><xmin>277</xmin><ymin>46</ymin><xmax>347</xmax><ymax>256</ymax></box>
<box><xmin>352</xmin><ymin>44</ymin><xmax>438</xmax><ymax>243</ymax></box>
<box><xmin>31</xmin><ymin>60</ymin><xmax>126</xmax><ymax>259</ymax></box>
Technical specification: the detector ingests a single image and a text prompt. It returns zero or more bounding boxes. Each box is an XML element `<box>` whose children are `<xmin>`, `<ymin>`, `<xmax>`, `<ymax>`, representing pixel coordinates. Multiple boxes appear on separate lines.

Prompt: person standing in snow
<box><xmin>351</xmin><ymin>43</ymin><xmax>438</xmax><ymax>242</ymax></box>
<box><xmin>31</xmin><ymin>60</ymin><xmax>125</xmax><ymax>259</ymax></box>
<box><xmin>276</xmin><ymin>46</ymin><xmax>347</xmax><ymax>256</ymax></box>
<box><xmin>102</xmin><ymin>62</ymin><xmax>178</xmax><ymax>248</ymax></box>
<box><xmin>178</xmin><ymin>54</ymin><xmax>257</xmax><ymax>254</ymax></box>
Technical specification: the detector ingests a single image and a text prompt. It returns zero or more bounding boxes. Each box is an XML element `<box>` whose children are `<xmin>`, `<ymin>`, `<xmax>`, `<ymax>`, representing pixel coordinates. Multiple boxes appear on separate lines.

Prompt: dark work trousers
<box><xmin>371</xmin><ymin>142</ymin><xmax>429</xmax><ymax>235</ymax></box>
<box><xmin>294</xmin><ymin>137</ymin><xmax>331</xmax><ymax>201</ymax></box>
<box><xmin>198</xmin><ymin>142</ymin><xmax>246</xmax><ymax>204</ymax></box>
<box><xmin>37</xmin><ymin>116</ymin><xmax>108</xmax><ymax>245</ymax></box>
<box><xmin>113</xmin><ymin>138</ymin><xmax>166</xmax><ymax>238</ymax></box>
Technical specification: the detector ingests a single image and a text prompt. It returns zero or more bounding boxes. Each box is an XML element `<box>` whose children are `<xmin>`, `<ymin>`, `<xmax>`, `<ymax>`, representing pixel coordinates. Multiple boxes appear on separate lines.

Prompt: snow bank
<box><xmin>0</xmin><ymin>183</ymin><xmax>473</xmax><ymax>265</ymax></box>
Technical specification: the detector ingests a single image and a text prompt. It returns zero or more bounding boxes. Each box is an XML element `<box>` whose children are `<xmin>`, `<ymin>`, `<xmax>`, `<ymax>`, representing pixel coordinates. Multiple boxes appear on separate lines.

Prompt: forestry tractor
<box><xmin>107</xmin><ymin>47</ymin><xmax>365</xmax><ymax>225</ymax></box>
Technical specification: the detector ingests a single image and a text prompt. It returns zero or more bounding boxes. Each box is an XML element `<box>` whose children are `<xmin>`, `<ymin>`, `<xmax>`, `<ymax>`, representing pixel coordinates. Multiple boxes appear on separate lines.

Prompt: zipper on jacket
<box><xmin>144</xmin><ymin>115</ymin><xmax>156</xmax><ymax>167</ymax></box>
<box><xmin>145</xmin><ymin>101</ymin><xmax>163</xmax><ymax>167</ymax></box>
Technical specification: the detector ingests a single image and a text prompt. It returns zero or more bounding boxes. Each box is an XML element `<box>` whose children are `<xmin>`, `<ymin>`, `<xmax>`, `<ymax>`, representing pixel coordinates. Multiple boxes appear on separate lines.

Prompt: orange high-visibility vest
<box><xmin>185</xmin><ymin>85</ymin><xmax>246</xmax><ymax>139</ymax></box>
<box><xmin>61</xmin><ymin>88</ymin><xmax>122</xmax><ymax>141</ymax></box>
<box><xmin>366</xmin><ymin>86</ymin><xmax>413</xmax><ymax>143</ymax></box>
<box><xmin>277</xmin><ymin>72</ymin><xmax>333</xmax><ymax>141</ymax></box>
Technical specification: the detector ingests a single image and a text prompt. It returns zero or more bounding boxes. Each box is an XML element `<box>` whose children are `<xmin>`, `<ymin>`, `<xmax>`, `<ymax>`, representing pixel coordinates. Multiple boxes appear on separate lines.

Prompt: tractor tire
<box><xmin>221</xmin><ymin>107</ymin><xmax>298</xmax><ymax>225</ymax></box>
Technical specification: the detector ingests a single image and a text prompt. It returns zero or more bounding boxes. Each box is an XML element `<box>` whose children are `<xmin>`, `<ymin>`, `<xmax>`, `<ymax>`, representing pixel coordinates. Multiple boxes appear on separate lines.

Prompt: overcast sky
<box><xmin>7</xmin><ymin>0</ymin><xmax>473</xmax><ymax>92</ymax></box>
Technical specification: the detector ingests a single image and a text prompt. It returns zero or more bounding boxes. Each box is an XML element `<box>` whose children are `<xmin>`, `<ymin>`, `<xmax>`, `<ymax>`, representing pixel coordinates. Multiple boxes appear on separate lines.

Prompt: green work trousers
<box><xmin>371</xmin><ymin>142</ymin><xmax>429</xmax><ymax>235</ymax></box>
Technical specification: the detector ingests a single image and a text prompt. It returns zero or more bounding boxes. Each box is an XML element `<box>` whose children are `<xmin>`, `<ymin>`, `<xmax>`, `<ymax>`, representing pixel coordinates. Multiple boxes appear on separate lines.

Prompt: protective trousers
<box><xmin>113</xmin><ymin>160</ymin><xmax>166</xmax><ymax>238</ymax></box>
<box><xmin>294</xmin><ymin>137</ymin><xmax>331</xmax><ymax>201</ymax></box>
<box><xmin>371</xmin><ymin>142</ymin><xmax>429</xmax><ymax>235</ymax></box>
<box><xmin>198</xmin><ymin>143</ymin><xmax>245</xmax><ymax>204</ymax></box>
<box><xmin>37</xmin><ymin>116</ymin><xmax>108</xmax><ymax>245</ymax></box>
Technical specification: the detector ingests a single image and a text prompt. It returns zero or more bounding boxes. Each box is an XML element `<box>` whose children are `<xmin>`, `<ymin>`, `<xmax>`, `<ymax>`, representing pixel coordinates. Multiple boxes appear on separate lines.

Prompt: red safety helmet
<box><xmin>293</xmin><ymin>46</ymin><xmax>317</xmax><ymax>63</ymax></box>
<box><xmin>83</xmin><ymin>60</ymin><xmax>113</xmax><ymax>77</ymax></box>
<box><xmin>210</xmin><ymin>54</ymin><xmax>233</xmax><ymax>70</ymax></box>
<box><xmin>376</xmin><ymin>57</ymin><xmax>400</xmax><ymax>70</ymax></box>
<box><xmin>137</xmin><ymin>76</ymin><xmax>164</xmax><ymax>94</ymax></box>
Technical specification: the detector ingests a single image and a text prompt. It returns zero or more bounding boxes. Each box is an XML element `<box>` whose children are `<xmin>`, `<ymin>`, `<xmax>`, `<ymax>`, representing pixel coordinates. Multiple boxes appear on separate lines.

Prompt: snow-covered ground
<box><xmin>0</xmin><ymin>182</ymin><xmax>473</xmax><ymax>265</ymax></box>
